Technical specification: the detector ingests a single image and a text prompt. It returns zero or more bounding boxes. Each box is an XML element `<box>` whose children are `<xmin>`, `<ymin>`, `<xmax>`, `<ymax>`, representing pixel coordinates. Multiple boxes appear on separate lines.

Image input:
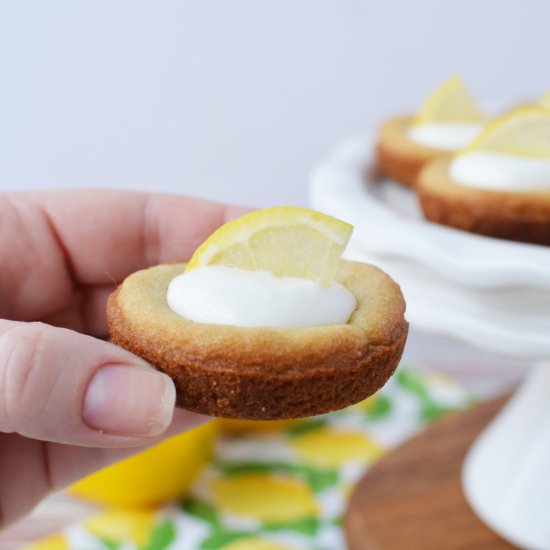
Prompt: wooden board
<box><xmin>345</xmin><ymin>395</ymin><xmax>518</xmax><ymax>549</ymax></box>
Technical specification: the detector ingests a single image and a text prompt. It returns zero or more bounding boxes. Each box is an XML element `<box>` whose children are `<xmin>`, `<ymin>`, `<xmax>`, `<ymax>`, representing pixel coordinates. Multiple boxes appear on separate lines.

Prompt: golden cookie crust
<box><xmin>416</xmin><ymin>157</ymin><xmax>550</xmax><ymax>245</ymax></box>
<box><xmin>108</xmin><ymin>261</ymin><xmax>408</xmax><ymax>420</ymax></box>
<box><xmin>376</xmin><ymin>116</ymin><xmax>450</xmax><ymax>188</ymax></box>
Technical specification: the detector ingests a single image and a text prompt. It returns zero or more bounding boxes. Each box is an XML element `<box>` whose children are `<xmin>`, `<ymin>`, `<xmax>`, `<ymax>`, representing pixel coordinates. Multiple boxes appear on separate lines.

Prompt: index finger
<box><xmin>0</xmin><ymin>190</ymin><xmax>248</xmax><ymax>322</ymax></box>
<box><xmin>38</xmin><ymin>189</ymin><xmax>247</xmax><ymax>284</ymax></box>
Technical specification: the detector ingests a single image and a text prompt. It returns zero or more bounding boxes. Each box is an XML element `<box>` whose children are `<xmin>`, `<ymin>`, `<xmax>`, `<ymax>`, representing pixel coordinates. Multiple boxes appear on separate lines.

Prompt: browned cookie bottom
<box><xmin>417</xmin><ymin>157</ymin><xmax>550</xmax><ymax>245</ymax></box>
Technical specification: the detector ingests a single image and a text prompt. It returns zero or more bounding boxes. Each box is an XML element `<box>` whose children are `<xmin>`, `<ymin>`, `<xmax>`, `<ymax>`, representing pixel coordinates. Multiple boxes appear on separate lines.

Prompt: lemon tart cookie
<box><xmin>108</xmin><ymin>207</ymin><xmax>408</xmax><ymax>419</ymax></box>
<box><xmin>417</xmin><ymin>107</ymin><xmax>550</xmax><ymax>245</ymax></box>
<box><xmin>377</xmin><ymin>76</ymin><xmax>486</xmax><ymax>187</ymax></box>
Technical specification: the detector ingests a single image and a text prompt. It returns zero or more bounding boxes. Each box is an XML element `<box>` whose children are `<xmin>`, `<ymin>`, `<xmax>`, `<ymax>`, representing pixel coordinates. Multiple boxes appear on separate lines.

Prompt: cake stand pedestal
<box><xmin>463</xmin><ymin>361</ymin><xmax>550</xmax><ymax>550</ymax></box>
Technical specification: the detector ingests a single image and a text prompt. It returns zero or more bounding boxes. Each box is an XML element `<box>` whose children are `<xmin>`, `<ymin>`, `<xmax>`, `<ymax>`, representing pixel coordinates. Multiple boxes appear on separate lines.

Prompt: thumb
<box><xmin>0</xmin><ymin>320</ymin><xmax>177</xmax><ymax>447</ymax></box>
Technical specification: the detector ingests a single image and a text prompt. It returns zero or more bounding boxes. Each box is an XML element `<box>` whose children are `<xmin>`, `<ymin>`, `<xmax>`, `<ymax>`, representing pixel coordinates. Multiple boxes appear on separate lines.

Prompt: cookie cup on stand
<box><xmin>417</xmin><ymin>157</ymin><xmax>550</xmax><ymax>245</ymax></box>
<box><xmin>108</xmin><ymin>261</ymin><xmax>408</xmax><ymax>420</ymax></box>
<box><xmin>376</xmin><ymin>116</ymin><xmax>449</xmax><ymax>188</ymax></box>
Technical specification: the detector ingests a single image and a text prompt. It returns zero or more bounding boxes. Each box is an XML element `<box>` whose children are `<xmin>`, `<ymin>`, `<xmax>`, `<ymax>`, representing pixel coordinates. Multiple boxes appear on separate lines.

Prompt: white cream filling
<box><xmin>166</xmin><ymin>265</ymin><xmax>357</xmax><ymax>328</ymax></box>
<box><xmin>407</xmin><ymin>123</ymin><xmax>483</xmax><ymax>151</ymax></box>
<box><xmin>450</xmin><ymin>152</ymin><xmax>550</xmax><ymax>191</ymax></box>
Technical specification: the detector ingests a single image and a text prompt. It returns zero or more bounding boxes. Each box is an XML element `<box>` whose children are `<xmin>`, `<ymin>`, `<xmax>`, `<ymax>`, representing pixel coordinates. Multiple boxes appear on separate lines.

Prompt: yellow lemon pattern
<box><xmin>210</xmin><ymin>472</ymin><xmax>318</xmax><ymax>523</ymax></box>
<box><xmin>23</xmin><ymin>534</ymin><xmax>69</xmax><ymax>550</ymax></box>
<box><xmin>291</xmin><ymin>427</ymin><xmax>384</xmax><ymax>469</ymax></box>
<box><xmin>27</xmin><ymin>366</ymin><xmax>472</xmax><ymax>550</ymax></box>
<box><xmin>70</xmin><ymin>422</ymin><xmax>215</xmax><ymax>507</ymax></box>
<box><xmin>84</xmin><ymin>509</ymin><xmax>157</xmax><ymax>547</ymax></box>
<box><xmin>223</xmin><ymin>537</ymin><xmax>297</xmax><ymax>550</ymax></box>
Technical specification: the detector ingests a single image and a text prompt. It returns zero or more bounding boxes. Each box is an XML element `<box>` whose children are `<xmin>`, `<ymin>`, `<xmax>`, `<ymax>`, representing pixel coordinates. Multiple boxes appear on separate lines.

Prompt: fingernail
<box><xmin>83</xmin><ymin>364</ymin><xmax>175</xmax><ymax>437</ymax></box>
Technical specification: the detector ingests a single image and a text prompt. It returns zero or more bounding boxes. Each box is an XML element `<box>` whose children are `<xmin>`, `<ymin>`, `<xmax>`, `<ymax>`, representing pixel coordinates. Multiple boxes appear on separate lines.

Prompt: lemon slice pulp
<box><xmin>461</xmin><ymin>106</ymin><xmax>550</xmax><ymax>159</ymax></box>
<box><xmin>185</xmin><ymin>206</ymin><xmax>353</xmax><ymax>287</ymax></box>
<box><xmin>413</xmin><ymin>75</ymin><xmax>485</xmax><ymax>125</ymax></box>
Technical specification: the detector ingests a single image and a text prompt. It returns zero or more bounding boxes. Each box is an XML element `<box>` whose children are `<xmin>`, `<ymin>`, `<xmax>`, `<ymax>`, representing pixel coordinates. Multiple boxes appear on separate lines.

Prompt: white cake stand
<box><xmin>310</xmin><ymin>136</ymin><xmax>550</xmax><ymax>549</ymax></box>
<box><xmin>463</xmin><ymin>361</ymin><xmax>550</xmax><ymax>549</ymax></box>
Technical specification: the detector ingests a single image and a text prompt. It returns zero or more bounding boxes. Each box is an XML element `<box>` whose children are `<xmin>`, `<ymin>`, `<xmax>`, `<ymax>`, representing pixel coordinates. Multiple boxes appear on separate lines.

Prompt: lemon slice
<box><xmin>461</xmin><ymin>106</ymin><xmax>550</xmax><ymax>159</ymax></box>
<box><xmin>186</xmin><ymin>206</ymin><xmax>353</xmax><ymax>287</ymax></box>
<box><xmin>413</xmin><ymin>75</ymin><xmax>485</xmax><ymax>125</ymax></box>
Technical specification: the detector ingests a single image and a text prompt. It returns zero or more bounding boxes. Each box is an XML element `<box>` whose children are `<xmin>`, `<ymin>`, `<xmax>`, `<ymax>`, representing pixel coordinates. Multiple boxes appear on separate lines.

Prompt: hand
<box><xmin>0</xmin><ymin>189</ymin><xmax>245</xmax><ymax>528</ymax></box>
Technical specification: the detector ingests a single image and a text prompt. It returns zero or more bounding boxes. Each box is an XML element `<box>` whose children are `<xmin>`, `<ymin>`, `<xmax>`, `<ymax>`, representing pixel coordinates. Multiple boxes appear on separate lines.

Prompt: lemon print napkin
<box><xmin>25</xmin><ymin>366</ymin><xmax>473</xmax><ymax>550</ymax></box>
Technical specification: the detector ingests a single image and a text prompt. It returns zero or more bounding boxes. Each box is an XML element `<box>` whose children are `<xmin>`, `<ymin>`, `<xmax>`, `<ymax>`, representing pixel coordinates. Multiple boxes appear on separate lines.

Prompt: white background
<box><xmin>0</xmin><ymin>0</ymin><xmax>548</xmax><ymax>207</ymax></box>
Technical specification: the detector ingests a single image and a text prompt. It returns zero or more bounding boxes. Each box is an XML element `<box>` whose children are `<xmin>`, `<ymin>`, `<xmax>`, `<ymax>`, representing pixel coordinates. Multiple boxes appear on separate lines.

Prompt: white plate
<box><xmin>309</xmin><ymin>135</ymin><xmax>550</xmax><ymax>360</ymax></box>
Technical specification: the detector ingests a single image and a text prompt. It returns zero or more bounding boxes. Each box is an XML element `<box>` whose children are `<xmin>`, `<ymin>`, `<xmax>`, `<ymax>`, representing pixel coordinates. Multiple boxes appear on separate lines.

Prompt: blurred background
<box><xmin>0</xmin><ymin>0</ymin><xmax>548</xmax><ymax>207</ymax></box>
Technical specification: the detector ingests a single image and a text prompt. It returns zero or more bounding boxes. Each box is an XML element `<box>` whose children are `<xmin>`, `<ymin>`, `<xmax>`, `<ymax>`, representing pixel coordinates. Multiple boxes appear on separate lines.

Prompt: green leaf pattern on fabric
<box><xmin>141</xmin><ymin>521</ymin><xmax>176</xmax><ymax>550</ymax></box>
<box><xmin>28</xmin><ymin>366</ymin><xmax>473</xmax><ymax>550</ymax></box>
